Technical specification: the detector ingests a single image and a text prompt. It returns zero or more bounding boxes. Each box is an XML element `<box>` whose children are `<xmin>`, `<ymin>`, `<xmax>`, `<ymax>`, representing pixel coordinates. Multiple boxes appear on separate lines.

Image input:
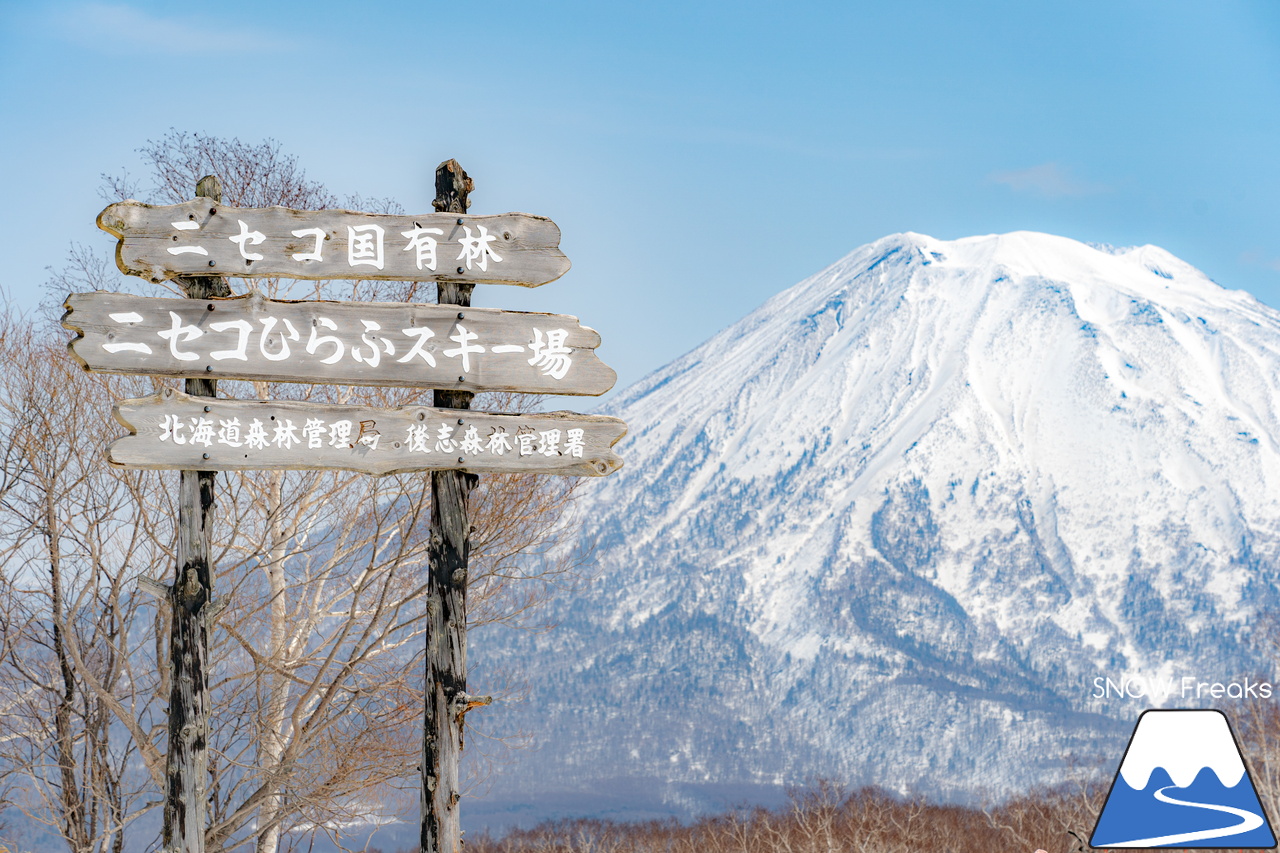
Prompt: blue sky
<box><xmin>2</xmin><ymin>1</ymin><xmax>1278</xmax><ymax>403</ymax></box>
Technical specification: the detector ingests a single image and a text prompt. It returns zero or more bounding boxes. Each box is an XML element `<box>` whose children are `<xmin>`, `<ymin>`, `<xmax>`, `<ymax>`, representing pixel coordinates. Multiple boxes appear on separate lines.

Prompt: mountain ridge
<box><xmin>468</xmin><ymin>230</ymin><xmax>1280</xmax><ymax>829</ymax></box>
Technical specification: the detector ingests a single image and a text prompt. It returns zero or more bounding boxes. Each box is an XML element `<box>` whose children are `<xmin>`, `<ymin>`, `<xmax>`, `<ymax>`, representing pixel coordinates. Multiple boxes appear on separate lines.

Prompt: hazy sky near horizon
<box><xmin>2</xmin><ymin>1</ymin><xmax>1278</xmax><ymax>403</ymax></box>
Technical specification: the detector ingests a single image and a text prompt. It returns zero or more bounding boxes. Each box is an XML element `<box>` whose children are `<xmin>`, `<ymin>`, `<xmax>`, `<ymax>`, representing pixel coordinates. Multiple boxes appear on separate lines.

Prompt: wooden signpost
<box><xmin>66</xmin><ymin>159</ymin><xmax>624</xmax><ymax>853</ymax></box>
<box><xmin>64</xmin><ymin>290</ymin><xmax>616</xmax><ymax>395</ymax></box>
<box><xmin>109</xmin><ymin>389</ymin><xmax>625</xmax><ymax>477</ymax></box>
<box><xmin>98</xmin><ymin>200</ymin><xmax>570</xmax><ymax>286</ymax></box>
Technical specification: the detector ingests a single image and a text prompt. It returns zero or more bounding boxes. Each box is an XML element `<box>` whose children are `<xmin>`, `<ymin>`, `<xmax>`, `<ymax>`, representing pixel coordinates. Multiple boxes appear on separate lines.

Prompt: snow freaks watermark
<box><xmin>1091</xmin><ymin>675</ymin><xmax>1275</xmax><ymax>702</ymax></box>
<box><xmin>1091</xmin><ymin>710</ymin><xmax>1276</xmax><ymax>848</ymax></box>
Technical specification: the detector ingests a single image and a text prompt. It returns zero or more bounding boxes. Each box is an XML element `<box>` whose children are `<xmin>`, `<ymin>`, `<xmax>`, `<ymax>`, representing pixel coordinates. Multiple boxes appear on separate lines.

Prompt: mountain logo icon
<box><xmin>1091</xmin><ymin>709</ymin><xmax>1276</xmax><ymax>848</ymax></box>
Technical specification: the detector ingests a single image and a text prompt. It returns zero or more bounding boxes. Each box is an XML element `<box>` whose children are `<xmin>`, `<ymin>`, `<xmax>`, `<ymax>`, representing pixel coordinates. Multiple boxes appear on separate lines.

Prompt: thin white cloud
<box><xmin>1239</xmin><ymin>250</ymin><xmax>1280</xmax><ymax>273</ymax></box>
<box><xmin>988</xmin><ymin>162</ymin><xmax>1109</xmax><ymax>199</ymax></box>
<box><xmin>53</xmin><ymin>3</ymin><xmax>297</xmax><ymax>54</ymax></box>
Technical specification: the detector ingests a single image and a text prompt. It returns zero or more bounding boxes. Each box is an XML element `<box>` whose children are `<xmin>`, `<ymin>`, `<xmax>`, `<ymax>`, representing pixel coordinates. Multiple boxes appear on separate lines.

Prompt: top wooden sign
<box><xmin>97</xmin><ymin>199</ymin><xmax>571</xmax><ymax>286</ymax></box>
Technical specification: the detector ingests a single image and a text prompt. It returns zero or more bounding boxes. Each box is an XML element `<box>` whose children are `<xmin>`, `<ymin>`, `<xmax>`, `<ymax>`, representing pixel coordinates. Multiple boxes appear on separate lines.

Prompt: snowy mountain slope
<box><xmin>468</xmin><ymin>231</ymin><xmax>1280</xmax><ymax>828</ymax></box>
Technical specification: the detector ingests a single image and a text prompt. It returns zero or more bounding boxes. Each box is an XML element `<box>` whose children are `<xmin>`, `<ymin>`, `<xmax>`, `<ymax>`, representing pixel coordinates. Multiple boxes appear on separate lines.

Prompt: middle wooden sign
<box><xmin>63</xmin><ymin>291</ymin><xmax>616</xmax><ymax>396</ymax></box>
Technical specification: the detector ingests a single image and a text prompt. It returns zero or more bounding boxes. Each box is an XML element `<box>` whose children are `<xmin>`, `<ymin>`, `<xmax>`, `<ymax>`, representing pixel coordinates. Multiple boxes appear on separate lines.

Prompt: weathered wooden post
<box><xmin>423</xmin><ymin>158</ymin><xmax>485</xmax><ymax>853</ymax></box>
<box><xmin>165</xmin><ymin>174</ymin><xmax>229</xmax><ymax>853</ymax></box>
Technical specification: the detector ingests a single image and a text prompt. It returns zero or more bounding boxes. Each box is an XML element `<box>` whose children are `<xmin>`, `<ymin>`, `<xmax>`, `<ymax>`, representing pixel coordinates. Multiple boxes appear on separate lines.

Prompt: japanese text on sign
<box><xmin>107</xmin><ymin>391</ymin><xmax>627</xmax><ymax>477</ymax></box>
<box><xmin>156</xmin><ymin>412</ymin><xmax>586</xmax><ymax>459</ymax></box>
<box><xmin>116</xmin><ymin>311</ymin><xmax>573</xmax><ymax>379</ymax></box>
<box><xmin>97</xmin><ymin>201</ymin><xmax>571</xmax><ymax>286</ymax></box>
<box><xmin>173</xmin><ymin>219</ymin><xmax>504</xmax><ymax>273</ymax></box>
<box><xmin>64</xmin><ymin>291</ymin><xmax>618</xmax><ymax>395</ymax></box>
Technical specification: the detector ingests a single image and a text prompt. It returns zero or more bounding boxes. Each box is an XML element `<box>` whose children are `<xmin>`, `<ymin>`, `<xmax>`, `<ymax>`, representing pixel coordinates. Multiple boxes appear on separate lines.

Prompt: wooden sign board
<box><xmin>110</xmin><ymin>389</ymin><xmax>626</xmax><ymax>477</ymax></box>
<box><xmin>64</xmin><ymin>291</ymin><xmax>616</xmax><ymax>396</ymax></box>
<box><xmin>98</xmin><ymin>199</ymin><xmax>571</xmax><ymax>286</ymax></box>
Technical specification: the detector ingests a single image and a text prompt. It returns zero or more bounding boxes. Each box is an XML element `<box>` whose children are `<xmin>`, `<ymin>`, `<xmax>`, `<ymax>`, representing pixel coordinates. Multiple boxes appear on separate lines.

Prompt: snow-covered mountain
<box><xmin>467</xmin><ymin>231</ymin><xmax>1280</xmax><ymax>829</ymax></box>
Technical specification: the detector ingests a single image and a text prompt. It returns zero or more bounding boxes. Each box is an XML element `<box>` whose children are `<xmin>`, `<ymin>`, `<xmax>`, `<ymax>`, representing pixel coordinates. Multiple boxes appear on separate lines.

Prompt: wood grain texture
<box><xmin>64</xmin><ymin>290</ymin><xmax>616</xmax><ymax>396</ymax></box>
<box><xmin>163</xmin><ymin>173</ymin><xmax>227</xmax><ymax>853</ymax></box>
<box><xmin>109</xmin><ymin>389</ymin><xmax>627</xmax><ymax>477</ymax></box>
<box><xmin>97</xmin><ymin>199</ymin><xmax>570</xmax><ymax>286</ymax></box>
<box><xmin>423</xmin><ymin>157</ymin><xmax>474</xmax><ymax>853</ymax></box>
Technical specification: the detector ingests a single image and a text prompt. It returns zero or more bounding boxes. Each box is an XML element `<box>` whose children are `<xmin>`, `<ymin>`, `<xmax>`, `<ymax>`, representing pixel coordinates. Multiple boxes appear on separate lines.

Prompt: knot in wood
<box><xmin>181</xmin><ymin>567</ymin><xmax>204</xmax><ymax>600</ymax></box>
<box><xmin>452</xmin><ymin>568</ymin><xmax>468</xmax><ymax>585</ymax></box>
<box><xmin>452</xmin><ymin>693</ymin><xmax>493</xmax><ymax>720</ymax></box>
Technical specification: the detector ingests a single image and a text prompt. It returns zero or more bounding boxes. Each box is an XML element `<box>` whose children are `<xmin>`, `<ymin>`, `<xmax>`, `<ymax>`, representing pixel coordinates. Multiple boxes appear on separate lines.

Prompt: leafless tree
<box><xmin>0</xmin><ymin>131</ymin><xmax>589</xmax><ymax>853</ymax></box>
<box><xmin>0</xmin><ymin>305</ymin><xmax>171</xmax><ymax>852</ymax></box>
<box><xmin>1235</xmin><ymin>620</ymin><xmax>1280</xmax><ymax>829</ymax></box>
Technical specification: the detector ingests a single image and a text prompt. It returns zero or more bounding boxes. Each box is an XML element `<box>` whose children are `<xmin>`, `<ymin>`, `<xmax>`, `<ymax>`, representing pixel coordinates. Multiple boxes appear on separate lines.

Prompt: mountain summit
<box><xmin>471</xmin><ymin>232</ymin><xmax>1280</xmax><ymax>827</ymax></box>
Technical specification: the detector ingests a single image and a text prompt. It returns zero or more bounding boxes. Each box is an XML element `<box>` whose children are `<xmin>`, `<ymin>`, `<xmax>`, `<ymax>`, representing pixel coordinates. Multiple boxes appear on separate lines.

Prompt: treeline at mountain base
<box><xmin>463</xmin><ymin>782</ymin><xmax>1106</xmax><ymax>853</ymax></box>
<box><xmin>363</xmin><ymin>778</ymin><xmax>1243</xmax><ymax>853</ymax></box>
<box><xmin>363</xmin><ymin>696</ymin><xmax>1280</xmax><ymax>853</ymax></box>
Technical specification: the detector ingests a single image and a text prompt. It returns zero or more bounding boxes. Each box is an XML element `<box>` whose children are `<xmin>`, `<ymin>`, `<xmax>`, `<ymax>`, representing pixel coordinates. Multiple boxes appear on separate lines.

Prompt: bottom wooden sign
<box><xmin>110</xmin><ymin>389</ymin><xmax>626</xmax><ymax>477</ymax></box>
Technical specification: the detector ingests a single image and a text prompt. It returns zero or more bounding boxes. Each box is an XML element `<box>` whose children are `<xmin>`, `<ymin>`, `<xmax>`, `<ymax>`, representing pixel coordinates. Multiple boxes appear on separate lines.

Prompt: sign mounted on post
<box><xmin>108</xmin><ymin>389</ymin><xmax>626</xmax><ymax>477</ymax></box>
<box><xmin>72</xmin><ymin>158</ymin><xmax>625</xmax><ymax>853</ymax></box>
<box><xmin>97</xmin><ymin>200</ymin><xmax>571</xmax><ymax>285</ymax></box>
<box><xmin>64</xmin><ymin>291</ymin><xmax>616</xmax><ymax>395</ymax></box>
